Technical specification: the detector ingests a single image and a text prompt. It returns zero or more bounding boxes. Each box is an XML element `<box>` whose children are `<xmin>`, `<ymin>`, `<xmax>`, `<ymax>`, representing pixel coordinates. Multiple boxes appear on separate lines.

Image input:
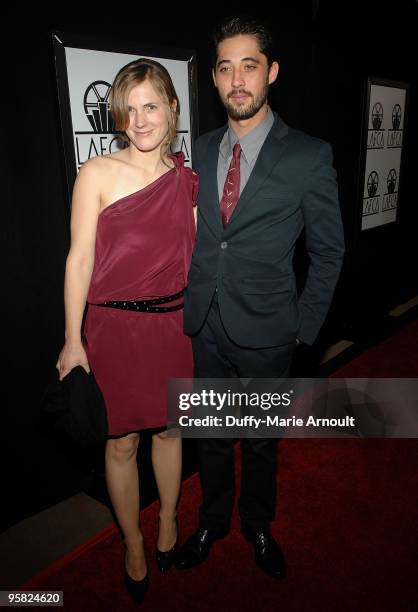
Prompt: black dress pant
<box><xmin>192</xmin><ymin>293</ymin><xmax>295</xmax><ymax>534</ymax></box>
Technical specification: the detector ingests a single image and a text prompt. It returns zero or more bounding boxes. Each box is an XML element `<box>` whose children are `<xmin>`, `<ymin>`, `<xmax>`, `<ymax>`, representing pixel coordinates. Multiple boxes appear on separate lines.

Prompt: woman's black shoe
<box><xmin>124</xmin><ymin>547</ymin><xmax>148</xmax><ymax>604</ymax></box>
<box><xmin>156</xmin><ymin>517</ymin><xmax>179</xmax><ymax>572</ymax></box>
<box><xmin>124</xmin><ymin>568</ymin><xmax>149</xmax><ymax>604</ymax></box>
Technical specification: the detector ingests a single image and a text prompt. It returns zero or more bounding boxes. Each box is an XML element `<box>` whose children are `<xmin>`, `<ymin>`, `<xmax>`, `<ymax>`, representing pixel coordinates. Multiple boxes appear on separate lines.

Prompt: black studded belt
<box><xmin>93</xmin><ymin>289</ymin><xmax>184</xmax><ymax>313</ymax></box>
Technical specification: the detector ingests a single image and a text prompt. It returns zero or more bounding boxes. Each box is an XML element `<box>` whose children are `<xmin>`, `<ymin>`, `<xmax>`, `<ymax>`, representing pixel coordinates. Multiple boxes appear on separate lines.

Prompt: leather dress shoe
<box><xmin>243</xmin><ymin>529</ymin><xmax>287</xmax><ymax>579</ymax></box>
<box><xmin>174</xmin><ymin>527</ymin><xmax>224</xmax><ymax>569</ymax></box>
<box><xmin>156</xmin><ymin>517</ymin><xmax>179</xmax><ymax>572</ymax></box>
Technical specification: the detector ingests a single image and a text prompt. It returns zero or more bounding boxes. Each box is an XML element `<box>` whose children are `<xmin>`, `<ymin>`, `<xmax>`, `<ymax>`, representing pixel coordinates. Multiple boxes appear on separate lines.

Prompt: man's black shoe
<box><xmin>242</xmin><ymin>529</ymin><xmax>287</xmax><ymax>579</ymax></box>
<box><xmin>174</xmin><ymin>527</ymin><xmax>225</xmax><ymax>570</ymax></box>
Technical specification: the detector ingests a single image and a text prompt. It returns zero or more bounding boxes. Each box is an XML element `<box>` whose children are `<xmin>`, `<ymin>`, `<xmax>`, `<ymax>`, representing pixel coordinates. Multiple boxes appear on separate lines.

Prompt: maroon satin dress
<box><xmin>83</xmin><ymin>152</ymin><xmax>198</xmax><ymax>436</ymax></box>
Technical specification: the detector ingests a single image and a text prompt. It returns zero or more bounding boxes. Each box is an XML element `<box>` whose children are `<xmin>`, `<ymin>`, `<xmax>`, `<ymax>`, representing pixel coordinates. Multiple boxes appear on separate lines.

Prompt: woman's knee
<box><xmin>107</xmin><ymin>432</ymin><xmax>140</xmax><ymax>459</ymax></box>
<box><xmin>152</xmin><ymin>430</ymin><xmax>181</xmax><ymax>445</ymax></box>
<box><xmin>153</xmin><ymin>430</ymin><xmax>169</xmax><ymax>441</ymax></box>
<box><xmin>153</xmin><ymin>430</ymin><xmax>180</xmax><ymax>442</ymax></box>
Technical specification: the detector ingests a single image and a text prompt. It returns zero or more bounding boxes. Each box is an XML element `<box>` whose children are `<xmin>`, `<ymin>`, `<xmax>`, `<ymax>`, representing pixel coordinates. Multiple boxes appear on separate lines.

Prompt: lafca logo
<box><xmin>367</xmin><ymin>102</ymin><xmax>385</xmax><ymax>149</ymax></box>
<box><xmin>387</xmin><ymin>104</ymin><xmax>403</xmax><ymax>149</ymax></box>
<box><xmin>363</xmin><ymin>171</ymin><xmax>380</xmax><ymax>216</ymax></box>
<box><xmin>372</xmin><ymin>102</ymin><xmax>383</xmax><ymax>129</ymax></box>
<box><xmin>367</xmin><ymin>171</ymin><xmax>379</xmax><ymax>197</ymax></box>
<box><xmin>387</xmin><ymin>168</ymin><xmax>397</xmax><ymax>194</ymax></box>
<box><xmin>392</xmin><ymin>104</ymin><xmax>401</xmax><ymax>130</ymax></box>
<box><xmin>75</xmin><ymin>80</ymin><xmax>123</xmax><ymax>168</ymax></box>
<box><xmin>84</xmin><ymin>81</ymin><xmax>115</xmax><ymax>133</ymax></box>
<box><xmin>382</xmin><ymin>168</ymin><xmax>398</xmax><ymax>211</ymax></box>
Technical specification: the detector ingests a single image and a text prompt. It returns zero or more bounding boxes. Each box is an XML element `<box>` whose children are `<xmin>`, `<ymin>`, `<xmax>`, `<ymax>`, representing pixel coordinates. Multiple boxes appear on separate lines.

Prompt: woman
<box><xmin>56</xmin><ymin>58</ymin><xmax>198</xmax><ymax>603</ymax></box>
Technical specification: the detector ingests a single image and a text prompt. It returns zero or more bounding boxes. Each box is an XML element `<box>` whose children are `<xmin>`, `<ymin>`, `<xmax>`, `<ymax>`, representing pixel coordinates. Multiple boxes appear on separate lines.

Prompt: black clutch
<box><xmin>40</xmin><ymin>366</ymin><xmax>108</xmax><ymax>446</ymax></box>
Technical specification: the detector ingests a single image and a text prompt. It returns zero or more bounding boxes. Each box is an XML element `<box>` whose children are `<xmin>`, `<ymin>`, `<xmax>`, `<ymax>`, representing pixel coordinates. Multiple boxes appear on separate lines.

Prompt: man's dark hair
<box><xmin>212</xmin><ymin>15</ymin><xmax>275</xmax><ymax>68</ymax></box>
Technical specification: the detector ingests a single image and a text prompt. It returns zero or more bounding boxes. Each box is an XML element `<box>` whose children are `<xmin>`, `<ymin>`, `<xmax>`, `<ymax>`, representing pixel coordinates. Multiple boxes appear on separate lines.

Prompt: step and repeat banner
<box><xmin>360</xmin><ymin>78</ymin><xmax>408</xmax><ymax>231</ymax></box>
<box><xmin>52</xmin><ymin>32</ymin><xmax>198</xmax><ymax>205</ymax></box>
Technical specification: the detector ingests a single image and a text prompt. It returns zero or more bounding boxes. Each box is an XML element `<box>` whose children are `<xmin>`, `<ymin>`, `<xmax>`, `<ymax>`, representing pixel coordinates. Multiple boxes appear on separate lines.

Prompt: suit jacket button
<box><xmin>221</xmin><ymin>241</ymin><xmax>228</xmax><ymax>249</ymax></box>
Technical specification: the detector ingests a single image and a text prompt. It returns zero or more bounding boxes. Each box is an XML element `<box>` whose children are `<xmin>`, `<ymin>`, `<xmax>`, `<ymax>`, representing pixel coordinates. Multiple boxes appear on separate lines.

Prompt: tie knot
<box><xmin>232</xmin><ymin>143</ymin><xmax>241</xmax><ymax>159</ymax></box>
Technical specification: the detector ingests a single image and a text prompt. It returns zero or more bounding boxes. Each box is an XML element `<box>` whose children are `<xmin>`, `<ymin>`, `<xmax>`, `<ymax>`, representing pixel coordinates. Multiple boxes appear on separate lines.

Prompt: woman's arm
<box><xmin>56</xmin><ymin>160</ymin><xmax>102</xmax><ymax>379</ymax></box>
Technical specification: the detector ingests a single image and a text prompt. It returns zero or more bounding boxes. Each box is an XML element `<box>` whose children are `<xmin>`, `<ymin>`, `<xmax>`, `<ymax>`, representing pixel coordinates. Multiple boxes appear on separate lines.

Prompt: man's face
<box><xmin>213</xmin><ymin>34</ymin><xmax>279</xmax><ymax>121</ymax></box>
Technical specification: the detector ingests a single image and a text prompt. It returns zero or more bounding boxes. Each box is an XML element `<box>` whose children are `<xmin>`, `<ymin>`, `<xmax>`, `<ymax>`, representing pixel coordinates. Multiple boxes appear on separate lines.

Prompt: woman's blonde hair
<box><xmin>110</xmin><ymin>58</ymin><xmax>180</xmax><ymax>152</ymax></box>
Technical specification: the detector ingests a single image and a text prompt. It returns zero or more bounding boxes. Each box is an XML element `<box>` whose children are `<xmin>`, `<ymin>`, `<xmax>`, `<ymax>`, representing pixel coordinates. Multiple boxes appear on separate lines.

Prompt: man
<box><xmin>175</xmin><ymin>16</ymin><xmax>345</xmax><ymax>578</ymax></box>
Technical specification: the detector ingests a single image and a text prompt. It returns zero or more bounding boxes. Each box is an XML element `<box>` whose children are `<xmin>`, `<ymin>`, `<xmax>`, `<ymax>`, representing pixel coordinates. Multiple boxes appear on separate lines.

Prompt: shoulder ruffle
<box><xmin>170</xmin><ymin>150</ymin><xmax>185</xmax><ymax>167</ymax></box>
<box><xmin>170</xmin><ymin>150</ymin><xmax>199</xmax><ymax>205</ymax></box>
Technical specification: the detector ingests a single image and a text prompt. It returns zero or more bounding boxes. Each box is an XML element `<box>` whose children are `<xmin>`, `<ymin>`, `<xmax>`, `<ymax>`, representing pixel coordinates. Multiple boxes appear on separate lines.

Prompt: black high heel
<box><xmin>124</xmin><ymin>549</ymin><xmax>149</xmax><ymax>603</ymax></box>
<box><xmin>156</xmin><ymin>516</ymin><xmax>179</xmax><ymax>572</ymax></box>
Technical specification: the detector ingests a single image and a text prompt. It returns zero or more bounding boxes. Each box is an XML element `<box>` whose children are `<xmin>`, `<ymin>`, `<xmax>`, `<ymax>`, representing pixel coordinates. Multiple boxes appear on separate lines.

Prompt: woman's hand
<box><xmin>56</xmin><ymin>341</ymin><xmax>90</xmax><ymax>381</ymax></box>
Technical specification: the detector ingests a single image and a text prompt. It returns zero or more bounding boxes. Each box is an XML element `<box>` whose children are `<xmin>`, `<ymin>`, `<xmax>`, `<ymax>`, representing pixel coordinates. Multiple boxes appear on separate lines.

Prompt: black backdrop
<box><xmin>2</xmin><ymin>2</ymin><xmax>417</xmax><ymax>529</ymax></box>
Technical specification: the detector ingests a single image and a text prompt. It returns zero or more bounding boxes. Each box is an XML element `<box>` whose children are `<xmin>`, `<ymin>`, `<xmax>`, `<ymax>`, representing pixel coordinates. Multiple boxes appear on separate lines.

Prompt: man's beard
<box><xmin>223</xmin><ymin>79</ymin><xmax>269</xmax><ymax>121</ymax></box>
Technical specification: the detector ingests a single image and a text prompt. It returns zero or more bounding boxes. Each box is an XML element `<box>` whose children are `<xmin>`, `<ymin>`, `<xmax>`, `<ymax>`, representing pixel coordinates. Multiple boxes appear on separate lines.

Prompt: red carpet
<box><xmin>21</xmin><ymin>321</ymin><xmax>418</xmax><ymax>611</ymax></box>
<box><xmin>330</xmin><ymin>317</ymin><xmax>418</xmax><ymax>377</ymax></box>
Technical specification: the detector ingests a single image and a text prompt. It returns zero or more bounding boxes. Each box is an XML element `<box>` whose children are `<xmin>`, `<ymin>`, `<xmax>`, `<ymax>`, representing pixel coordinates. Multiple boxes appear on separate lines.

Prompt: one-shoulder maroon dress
<box><xmin>83</xmin><ymin>152</ymin><xmax>198</xmax><ymax>436</ymax></box>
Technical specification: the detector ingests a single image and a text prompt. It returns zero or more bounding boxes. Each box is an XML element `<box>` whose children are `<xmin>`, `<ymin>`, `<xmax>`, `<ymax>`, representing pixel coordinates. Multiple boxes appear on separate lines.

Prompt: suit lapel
<box><xmin>199</xmin><ymin>127</ymin><xmax>226</xmax><ymax>236</ymax></box>
<box><xmin>226</xmin><ymin>115</ymin><xmax>289</xmax><ymax>229</ymax></box>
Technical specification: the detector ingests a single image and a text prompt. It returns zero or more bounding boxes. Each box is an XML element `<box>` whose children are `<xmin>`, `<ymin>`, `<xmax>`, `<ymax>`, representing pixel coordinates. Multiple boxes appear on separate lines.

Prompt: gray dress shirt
<box><xmin>217</xmin><ymin>106</ymin><xmax>275</xmax><ymax>201</ymax></box>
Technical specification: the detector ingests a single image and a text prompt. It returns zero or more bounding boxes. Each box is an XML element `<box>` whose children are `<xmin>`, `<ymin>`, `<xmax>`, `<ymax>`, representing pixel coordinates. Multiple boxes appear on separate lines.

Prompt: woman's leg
<box><xmin>151</xmin><ymin>431</ymin><xmax>182</xmax><ymax>551</ymax></box>
<box><xmin>105</xmin><ymin>432</ymin><xmax>146</xmax><ymax>580</ymax></box>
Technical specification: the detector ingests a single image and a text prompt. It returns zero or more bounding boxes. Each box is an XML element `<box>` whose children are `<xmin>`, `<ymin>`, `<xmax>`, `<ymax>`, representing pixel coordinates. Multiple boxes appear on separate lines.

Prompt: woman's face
<box><xmin>125</xmin><ymin>79</ymin><xmax>172</xmax><ymax>153</ymax></box>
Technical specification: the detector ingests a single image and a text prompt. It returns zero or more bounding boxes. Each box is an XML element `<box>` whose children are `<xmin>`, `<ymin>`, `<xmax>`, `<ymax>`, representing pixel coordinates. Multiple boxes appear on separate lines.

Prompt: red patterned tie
<box><xmin>220</xmin><ymin>143</ymin><xmax>241</xmax><ymax>227</ymax></box>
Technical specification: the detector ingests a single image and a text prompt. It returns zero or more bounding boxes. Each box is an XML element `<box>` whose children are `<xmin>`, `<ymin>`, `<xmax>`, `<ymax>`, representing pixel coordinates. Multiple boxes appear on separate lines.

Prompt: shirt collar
<box><xmin>219</xmin><ymin>106</ymin><xmax>275</xmax><ymax>165</ymax></box>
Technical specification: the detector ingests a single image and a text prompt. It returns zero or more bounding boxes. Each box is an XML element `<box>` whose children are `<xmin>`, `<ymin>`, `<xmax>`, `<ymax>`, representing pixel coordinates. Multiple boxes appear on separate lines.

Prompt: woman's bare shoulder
<box><xmin>76</xmin><ymin>152</ymin><xmax>127</xmax><ymax>183</ymax></box>
<box><xmin>80</xmin><ymin>151</ymin><xmax>121</xmax><ymax>169</ymax></box>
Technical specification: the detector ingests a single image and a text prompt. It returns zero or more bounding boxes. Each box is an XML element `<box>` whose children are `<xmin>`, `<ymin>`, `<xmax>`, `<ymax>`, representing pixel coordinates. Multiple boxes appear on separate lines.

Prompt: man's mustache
<box><xmin>227</xmin><ymin>90</ymin><xmax>253</xmax><ymax>99</ymax></box>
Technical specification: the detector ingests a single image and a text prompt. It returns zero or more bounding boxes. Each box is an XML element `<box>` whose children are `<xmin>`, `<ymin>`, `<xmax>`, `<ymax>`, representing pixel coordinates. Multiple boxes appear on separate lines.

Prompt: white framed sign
<box><xmin>52</xmin><ymin>31</ymin><xmax>198</xmax><ymax>207</ymax></box>
<box><xmin>359</xmin><ymin>77</ymin><xmax>409</xmax><ymax>231</ymax></box>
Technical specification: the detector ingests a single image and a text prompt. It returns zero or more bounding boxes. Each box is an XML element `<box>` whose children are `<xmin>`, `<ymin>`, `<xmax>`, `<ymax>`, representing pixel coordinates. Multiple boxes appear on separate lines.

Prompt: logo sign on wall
<box><xmin>360</xmin><ymin>77</ymin><xmax>408</xmax><ymax>231</ymax></box>
<box><xmin>52</xmin><ymin>32</ymin><xmax>198</xmax><ymax>206</ymax></box>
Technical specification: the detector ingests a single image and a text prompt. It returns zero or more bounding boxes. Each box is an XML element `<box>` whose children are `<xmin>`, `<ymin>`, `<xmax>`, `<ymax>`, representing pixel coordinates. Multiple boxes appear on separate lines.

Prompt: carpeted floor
<box><xmin>20</xmin><ymin>319</ymin><xmax>418</xmax><ymax>611</ymax></box>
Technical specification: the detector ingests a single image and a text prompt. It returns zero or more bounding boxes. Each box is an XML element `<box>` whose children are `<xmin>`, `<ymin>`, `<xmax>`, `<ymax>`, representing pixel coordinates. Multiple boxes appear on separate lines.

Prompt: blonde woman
<box><xmin>56</xmin><ymin>58</ymin><xmax>198</xmax><ymax>603</ymax></box>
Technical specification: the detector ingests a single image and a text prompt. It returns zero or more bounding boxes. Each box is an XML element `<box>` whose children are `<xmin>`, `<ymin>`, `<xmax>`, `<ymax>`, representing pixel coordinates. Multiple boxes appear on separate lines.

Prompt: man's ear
<box><xmin>268</xmin><ymin>61</ymin><xmax>279</xmax><ymax>85</ymax></box>
<box><xmin>212</xmin><ymin>68</ymin><xmax>218</xmax><ymax>88</ymax></box>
